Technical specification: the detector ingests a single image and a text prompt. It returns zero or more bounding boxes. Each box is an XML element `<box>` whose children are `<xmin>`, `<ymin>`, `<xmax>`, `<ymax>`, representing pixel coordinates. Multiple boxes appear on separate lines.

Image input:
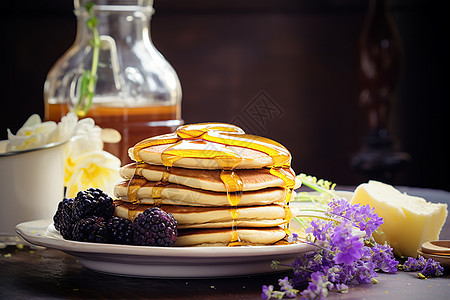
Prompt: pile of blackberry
<box><xmin>53</xmin><ymin>188</ymin><xmax>177</xmax><ymax>246</ymax></box>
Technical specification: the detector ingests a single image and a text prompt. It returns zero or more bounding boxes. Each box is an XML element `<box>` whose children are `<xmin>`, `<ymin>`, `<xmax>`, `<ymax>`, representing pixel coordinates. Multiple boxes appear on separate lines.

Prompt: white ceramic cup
<box><xmin>0</xmin><ymin>140</ymin><xmax>66</xmax><ymax>236</ymax></box>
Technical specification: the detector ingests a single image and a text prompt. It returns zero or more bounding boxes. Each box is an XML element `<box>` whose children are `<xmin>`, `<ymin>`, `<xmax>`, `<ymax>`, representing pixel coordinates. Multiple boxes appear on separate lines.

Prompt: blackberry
<box><xmin>72</xmin><ymin>188</ymin><xmax>114</xmax><ymax>222</ymax></box>
<box><xmin>133</xmin><ymin>207</ymin><xmax>178</xmax><ymax>246</ymax></box>
<box><xmin>53</xmin><ymin>198</ymin><xmax>70</xmax><ymax>231</ymax></box>
<box><xmin>105</xmin><ymin>216</ymin><xmax>134</xmax><ymax>245</ymax></box>
<box><xmin>53</xmin><ymin>198</ymin><xmax>74</xmax><ymax>240</ymax></box>
<box><xmin>72</xmin><ymin>216</ymin><xmax>107</xmax><ymax>243</ymax></box>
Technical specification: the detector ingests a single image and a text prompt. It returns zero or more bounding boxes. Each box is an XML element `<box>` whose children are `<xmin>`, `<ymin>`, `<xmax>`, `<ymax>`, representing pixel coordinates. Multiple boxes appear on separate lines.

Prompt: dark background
<box><xmin>1</xmin><ymin>0</ymin><xmax>448</xmax><ymax>191</ymax></box>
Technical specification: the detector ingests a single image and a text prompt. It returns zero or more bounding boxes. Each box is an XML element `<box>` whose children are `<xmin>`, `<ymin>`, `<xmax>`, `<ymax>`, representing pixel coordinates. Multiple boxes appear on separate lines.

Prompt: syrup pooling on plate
<box><xmin>127</xmin><ymin>123</ymin><xmax>295</xmax><ymax>245</ymax></box>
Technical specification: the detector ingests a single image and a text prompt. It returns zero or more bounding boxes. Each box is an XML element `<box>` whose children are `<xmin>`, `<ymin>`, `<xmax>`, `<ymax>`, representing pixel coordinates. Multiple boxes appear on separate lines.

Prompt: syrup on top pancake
<box><xmin>127</xmin><ymin>123</ymin><xmax>295</xmax><ymax>203</ymax></box>
<box><xmin>129</xmin><ymin>123</ymin><xmax>291</xmax><ymax>169</ymax></box>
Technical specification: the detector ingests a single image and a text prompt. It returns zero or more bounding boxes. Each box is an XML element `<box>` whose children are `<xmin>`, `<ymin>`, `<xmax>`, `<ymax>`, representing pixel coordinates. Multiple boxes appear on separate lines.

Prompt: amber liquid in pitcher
<box><xmin>45</xmin><ymin>103</ymin><xmax>181</xmax><ymax>164</ymax></box>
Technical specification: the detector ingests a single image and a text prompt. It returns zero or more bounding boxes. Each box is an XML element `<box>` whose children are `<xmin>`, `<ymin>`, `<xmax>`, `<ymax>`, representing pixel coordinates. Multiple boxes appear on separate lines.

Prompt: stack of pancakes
<box><xmin>113</xmin><ymin>123</ymin><xmax>296</xmax><ymax>247</ymax></box>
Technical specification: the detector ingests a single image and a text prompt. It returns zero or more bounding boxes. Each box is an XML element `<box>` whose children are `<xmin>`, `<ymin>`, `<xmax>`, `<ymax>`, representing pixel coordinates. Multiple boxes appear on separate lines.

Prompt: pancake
<box><xmin>174</xmin><ymin>227</ymin><xmax>287</xmax><ymax>247</ymax></box>
<box><xmin>120</xmin><ymin>162</ymin><xmax>293</xmax><ymax>192</ymax></box>
<box><xmin>114</xmin><ymin>200</ymin><xmax>287</xmax><ymax>229</ymax></box>
<box><xmin>129</xmin><ymin>141</ymin><xmax>277</xmax><ymax>170</ymax></box>
<box><xmin>114</xmin><ymin>179</ymin><xmax>287</xmax><ymax>207</ymax></box>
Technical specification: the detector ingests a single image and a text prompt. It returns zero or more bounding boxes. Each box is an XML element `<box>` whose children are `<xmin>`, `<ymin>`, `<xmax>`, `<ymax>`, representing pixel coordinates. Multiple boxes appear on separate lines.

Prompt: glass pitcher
<box><xmin>44</xmin><ymin>0</ymin><xmax>182</xmax><ymax>164</ymax></box>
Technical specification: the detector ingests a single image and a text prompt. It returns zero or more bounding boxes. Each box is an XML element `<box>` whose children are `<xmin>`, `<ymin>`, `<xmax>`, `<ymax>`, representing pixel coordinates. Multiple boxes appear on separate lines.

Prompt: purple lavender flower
<box><xmin>261</xmin><ymin>285</ymin><xmax>274</xmax><ymax>300</ymax></box>
<box><xmin>337</xmin><ymin>264</ymin><xmax>358</xmax><ymax>284</ymax></box>
<box><xmin>278</xmin><ymin>276</ymin><xmax>297</xmax><ymax>298</ymax></box>
<box><xmin>403</xmin><ymin>256</ymin><xmax>427</xmax><ymax>271</ymax></box>
<box><xmin>263</xmin><ymin>196</ymin><xmax>393</xmax><ymax>298</ymax></box>
<box><xmin>327</xmin><ymin>197</ymin><xmax>351</xmax><ymax>217</ymax></box>
<box><xmin>370</xmin><ymin>242</ymin><xmax>398</xmax><ymax>273</ymax></box>
<box><xmin>352</xmin><ymin>260</ymin><xmax>377</xmax><ymax>284</ymax></box>
<box><xmin>287</xmin><ymin>233</ymin><xmax>299</xmax><ymax>243</ymax></box>
<box><xmin>278</xmin><ymin>277</ymin><xmax>290</xmax><ymax>289</ymax></box>
<box><xmin>327</xmin><ymin>199</ymin><xmax>383</xmax><ymax>237</ymax></box>
<box><xmin>334</xmin><ymin>283</ymin><xmax>348</xmax><ymax>293</ymax></box>
<box><xmin>299</xmin><ymin>272</ymin><xmax>330</xmax><ymax>300</ymax></box>
<box><xmin>306</xmin><ymin>220</ymin><xmax>333</xmax><ymax>245</ymax></box>
<box><xmin>419</xmin><ymin>258</ymin><xmax>444</xmax><ymax>278</ymax></box>
<box><xmin>290</xmin><ymin>253</ymin><xmax>323</xmax><ymax>287</ymax></box>
<box><xmin>325</xmin><ymin>265</ymin><xmax>340</xmax><ymax>283</ymax></box>
<box><xmin>330</xmin><ymin>222</ymin><xmax>364</xmax><ymax>265</ymax></box>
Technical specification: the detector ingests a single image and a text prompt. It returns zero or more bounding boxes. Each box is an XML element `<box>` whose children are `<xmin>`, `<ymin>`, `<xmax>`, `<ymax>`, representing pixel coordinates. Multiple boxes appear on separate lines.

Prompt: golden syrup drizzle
<box><xmin>126</xmin><ymin>160</ymin><xmax>147</xmax><ymax>204</ymax></box>
<box><xmin>269</xmin><ymin>167</ymin><xmax>296</xmax><ymax>234</ymax></box>
<box><xmin>115</xmin><ymin>201</ymin><xmax>139</xmax><ymax>222</ymax></box>
<box><xmin>128</xmin><ymin>209</ymin><xmax>138</xmax><ymax>221</ymax></box>
<box><xmin>229</xmin><ymin>208</ymin><xmax>240</xmax><ymax>245</ymax></box>
<box><xmin>204</xmin><ymin>131</ymin><xmax>291</xmax><ymax>168</ymax></box>
<box><xmin>132</xmin><ymin>133</ymin><xmax>179</xmax><ymax>163</ymax></box>
<box><xmin>161</xmin><ymin>139</ymin><xmax>241</xmax><ymax>167</ymax></box>
<box><xmin>128</xmin><ymin>123</ymin><xmax>295</xmax><ymax>245</ymax></box>
<box><xmin>220</xmin><ymin>170</ymin><xmax>243</xmax><ymax>206</ymax></box>
<box><xmin>126</xmin><ymin>170</ymin><xmax>146</xmax><ymax>205</ymax></box>
<box><xmin>150</xmin><ymin>166</ymin><xmax>171</xmax><ymax>206</ymax></box>
<box><xmin>220</xmin><ymin>169</ymin><xmax>244</xmax><ymax>244</ymax></box>
<box><xmin>134</xmin><ymin>164</ymin><xmax>144</xmax><ymax>176</ymax></box>
<box><xmin>161</xmin><ymin>166</ymin><xmax>171</xmax><ymax>182</ymax></box>
<box><xmin>114</xmin><ymin>201</ymin><xmax>139</xmax><ymax>221</ymax></box>
<box><xmin>176</xmin><ymin>123</ymin><xmax>246</xmax><ymax>139</ymax></box>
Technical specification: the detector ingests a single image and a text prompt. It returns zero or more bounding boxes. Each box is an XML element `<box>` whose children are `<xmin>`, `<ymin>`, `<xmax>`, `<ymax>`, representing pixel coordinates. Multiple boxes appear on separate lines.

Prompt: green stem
<box><xmin>74</xmin><ymin>2</ymin><xmax>100</xmax><ymax>117</ymax></box>
<box><xmin>301</xmin><ymin>180</ymin><xmax>337</xmax><ymax>198</ymax></box>
<box><xmin>294</xmin><ymin>174</ymin><xmax>340</xmax><ymax>204</ymax></box>
<box><xmin>89</xmin><ymin>26</ymin><xmax>100</xmax><ymax>90</ymax></box>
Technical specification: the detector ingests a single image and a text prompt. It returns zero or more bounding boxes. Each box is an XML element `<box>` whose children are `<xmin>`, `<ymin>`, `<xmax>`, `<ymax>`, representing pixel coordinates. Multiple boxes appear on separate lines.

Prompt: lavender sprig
<box><xmin>327</xmin><ymin>197</ymin><xmax>383</xmax><ymax>237</ymax></box>
<box><xmin>400</xmin><ymin>256</ymin><xmax>444</xmax><ymax>279</ymax></box>
<box><xmin>262</xmin><ymin>174</ymin><xmax>399</xmax><ymax>299</ymax></box>
<box><xmin>263</xmin><ymin>196</ymin><xmax>397</xmax><ymax>299</ymax></box>
<box><xmin>262</xmin><ymin>277</ymin><xmax>298</xmax><ymax>300</ymax></box>
<box><xmin>263</xmin><ymin>175</ymin><xmax>445</xmax><ymax>299</ymax></box>
<box><xmin>402</xmin><ymin>255</ymin><xmax>427</xmax><ymax>271</ymax></box>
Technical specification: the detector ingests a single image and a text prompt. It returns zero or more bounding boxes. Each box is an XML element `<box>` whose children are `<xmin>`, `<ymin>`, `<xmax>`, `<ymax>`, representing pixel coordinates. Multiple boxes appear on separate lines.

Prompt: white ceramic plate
<box><xmin>16</xmin><ymin>219</ymin><xmax>316</xmax><ymax>278</ymax></box>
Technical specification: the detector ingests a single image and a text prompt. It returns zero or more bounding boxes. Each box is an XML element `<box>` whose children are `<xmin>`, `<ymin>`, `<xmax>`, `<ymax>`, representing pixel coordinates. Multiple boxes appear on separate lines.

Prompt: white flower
<box><xmin>65</xmin><ymin>150</ymin><xmax>121</xmax><ymax>198</ymax></box>
<box><xmin>66</xmin><ymin>117</ymin><xmax>103</xmax><ymax>158</ymax></box>
<box><xmin>48</xmin><ymin>112</ymin><xmax>78</xmax><ymax>143</ymax></box>
<box><xmin>62</xmin><ymin>116</ymin><xmax>121</xmax><ymax>197</ymax></box>
<box><xmin>6</xmin><ymin>112</ymin><xmax>122</xmax><ymax>198</ymax></box>
<box><xmin>6</xmin><ymin>114</ymin><xmax>58</xmax><ymax>151</ymax></box>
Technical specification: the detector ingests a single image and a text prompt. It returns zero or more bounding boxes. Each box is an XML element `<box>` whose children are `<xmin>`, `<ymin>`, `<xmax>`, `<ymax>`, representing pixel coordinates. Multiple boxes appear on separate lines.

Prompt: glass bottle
<box><xmin>351</xmin><ymin>0</ymin><xmax>410</xmax><ymax>181</ymax></box>
<box><xmin>44</xmin><ymin>0</ymin><xmax>182</xmax><ymax>164</ymax></box>
<box><xmin>357</xmin><ymin>0</ymin><xmax>402</xmax><ymax>136</ymax></box>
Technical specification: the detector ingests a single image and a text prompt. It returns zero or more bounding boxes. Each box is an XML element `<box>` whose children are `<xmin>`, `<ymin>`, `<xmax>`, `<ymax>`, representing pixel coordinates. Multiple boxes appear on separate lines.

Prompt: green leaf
<box><xmin>87</xmin><ymin>17</ymin><xmax>98</xmax><ymax>30</ymax></box>
<box><xmin>85</xmin><ymin>2</ymin><xmax>94</xmax><ymax>11</ymax></box>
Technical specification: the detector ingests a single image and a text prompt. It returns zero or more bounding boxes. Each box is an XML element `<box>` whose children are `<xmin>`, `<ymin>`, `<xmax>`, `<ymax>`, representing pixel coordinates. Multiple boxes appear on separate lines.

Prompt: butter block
<box><xmin>350</xmin><ymin>181</ymin><xmax>448</xmax><ymax>258</ymax></box>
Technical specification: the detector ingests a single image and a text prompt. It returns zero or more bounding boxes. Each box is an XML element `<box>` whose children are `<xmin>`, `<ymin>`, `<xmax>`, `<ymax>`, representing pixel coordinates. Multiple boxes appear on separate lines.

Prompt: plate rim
<box><xmin>15</xmin><ymin>219</ymin><xmax>316</xmax><ymax>258</ymax></box>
